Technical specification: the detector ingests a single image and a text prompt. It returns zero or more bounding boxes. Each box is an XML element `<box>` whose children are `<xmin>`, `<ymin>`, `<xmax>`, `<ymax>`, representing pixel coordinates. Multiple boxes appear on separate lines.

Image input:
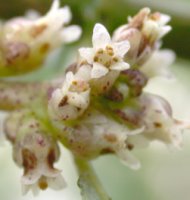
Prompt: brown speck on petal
<box><xmin>22</xmin><ymin>149</ymin><xmax>37</xmax><ymax>175</ymax></box>
<box><xmin>104</xmin><ymin>134</ymin><xmax>117</xmax><ymax>143</ymax></box>
<box><xmin>100</xmin><ymin>148</ymin><xmax>114</xmax><ymax>155</ymax></box>
<box><xmin>30</xmin><ymin>24</ymin><xmax>48</xmax><ymax>38</ymax></box>
<box><xmin>153</xmin><ymin>122</ymin><xmax>162</xmax><ymax>128</ymax></box>
<box><xmin>127</xmin><ymin>143</ymin><xmax>134</xmax><ymax>150</ymax></box>
<box><xmin>106</xmin><ymin>87</ymin><xmax>123</xmax><ymax>102</ymax></box>
<box><xmin>47</xmin><ymin>149</ymin><xmax>56</xmax><ymax>169</ymax></box>
<box><xmin>128</xmin><ymin>8</ymin><xmax>150</xmax><ymax>29</ymax></box>
<box><xmin>58</xmin><ymin>96</ymin><xmax>68</xmax><ymax>107</ymax></box>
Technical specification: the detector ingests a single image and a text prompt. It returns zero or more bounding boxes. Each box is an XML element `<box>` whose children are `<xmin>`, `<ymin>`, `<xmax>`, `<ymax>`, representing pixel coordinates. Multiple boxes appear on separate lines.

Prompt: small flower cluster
<box><xmin>4</xmin><ymin>110</ymin><xmax>66</xmax><ymax>195</ymax></box>
<box><xmin>48</xmin><ymin>8</ymin><xmax>189</xmax><ymax>171</ymax></box>
<box><xmin>3</xmin><ymin>5</ymin><xmax>190</xmax><ymax>195</ymax></box>
<box><xmin>0</xmin><ymin>0</ymin><xmax>81</xmax><ymax>75</ymax></box>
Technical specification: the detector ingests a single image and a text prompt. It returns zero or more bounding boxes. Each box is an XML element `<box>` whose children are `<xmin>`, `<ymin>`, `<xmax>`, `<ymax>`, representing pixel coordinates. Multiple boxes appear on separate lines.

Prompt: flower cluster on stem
<box><xmin>0</xmin><ymin>3</ymin><xmax>190</xmax><ymax>198</ymax></box>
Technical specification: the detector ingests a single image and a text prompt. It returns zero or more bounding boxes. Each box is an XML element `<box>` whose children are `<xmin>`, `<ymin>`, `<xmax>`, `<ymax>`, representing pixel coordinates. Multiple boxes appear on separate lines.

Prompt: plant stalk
<box><xmin>74</xmin><ymin>157</ymin><xmax>111</xmax><ymax>200</ymax></box>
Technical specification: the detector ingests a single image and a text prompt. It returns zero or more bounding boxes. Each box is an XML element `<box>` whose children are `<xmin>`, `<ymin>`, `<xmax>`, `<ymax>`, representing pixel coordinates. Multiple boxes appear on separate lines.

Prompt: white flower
<box><xmin>79</xmin><ymin>23</ymin><xmax>130</xmax><ymax>79</ymax></box>
<box><xmin>0</xmin><ymin>0</ymin><xmax>81</xmax><ymax>74</ymax></box>
<box><xmin>140</xmin><ymin>49</ymin><xmax>175</xmax><ymax>78</ymax></box>
<box><xmin>138</xmin><ymin>93</ymin><xmax>188</xmax><ymax>148</ymax></box>
<box><xmin>141</xmin><ymin>10</ymin><xmax>171</xmax><ymax>42</ymax></box>
<box><xmin>7</xmin><ymin>112</ymin><xmax>66</xmax><ymax>195</ymax></box>
<box><xmin>48</xmin><ymin>68</ymin><xmax>90</xmax><ymax>121</ymax></box>
<box><xmin>4</xmin><ymin>0</ymin><xmax>81</xmax><ymax>45</ymax></box>
<box><xmin>64</xmin><ymin>110</ymin><xmax>144</xmax><ymax>169</ymax></box>
<box><xmin>112</xmin><ymin>8</ymin><xmax>172</xmax><ymax>66</ymax></box>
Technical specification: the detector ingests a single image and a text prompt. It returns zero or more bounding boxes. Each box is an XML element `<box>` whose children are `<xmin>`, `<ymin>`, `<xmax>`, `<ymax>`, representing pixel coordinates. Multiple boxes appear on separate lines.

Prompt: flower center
<box><xmin>93</xmin><ymin>45</ymin><xmax>119</xmax><ymax>68</ymax></box>
<box><xmin>69</xmin><ymin>80</ymin><xmax>89</xmax><ymax>93</ymax></box>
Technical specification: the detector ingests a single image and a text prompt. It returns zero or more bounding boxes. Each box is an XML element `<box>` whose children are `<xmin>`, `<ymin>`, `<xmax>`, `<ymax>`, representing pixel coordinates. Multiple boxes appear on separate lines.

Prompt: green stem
<box><xmin>74</xmin><ymin>157</ymin><xmax>111</xmax><ymax>200</ymax></box>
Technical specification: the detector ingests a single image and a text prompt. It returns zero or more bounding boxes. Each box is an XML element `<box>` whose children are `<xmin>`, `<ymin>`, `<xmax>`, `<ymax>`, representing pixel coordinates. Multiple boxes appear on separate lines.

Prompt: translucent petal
<box><xmin>21</xmin><ymin>171</ymin><xmax>41</xmax><ymax>185</ymax></box>
<box><xmin>49</xmin><ymin>0</ymin><xmax>60</xmax><ymax>12</ymax></box>
<box><xmin>68</xmin><ymin>90</ymin><xmax>90</xmax><ymax>108</ymax></box>
<box><xmin>110</xmin><ymin>61</ymin><xmax>129</xmax><ymax>71</ymax></box>
<box><xmin>159</xmin><ymin>13</ymin><xmax>171</xmax><ymax>25</ymax></box>
<box><xmin>140</xmin><ymin>49</ymin><xmax>175</xmax><ymax>78</ymax></box>
<box><xmin>159</xmin><ymin>26</ymin><xmax>172</xmax><ymax>38</ymax></box>
<box><xmin>48</xmin><ymin>2</ymin><xmax>71</xmax><ymax>24</ymax></box>
<box><xmin>91</xmin><ymin>62</ymin><xmax>109</xmax><ymax>79</ymax></box>
<box><xmin>61</xmin><ymin>6</ymin><xmax>72</xmax><ymax>24</ymax></box>
<box><xmin>47</xmin><ymin>175</ymin><xmax>67</xmax><ymax>190</ymax></box>
<box><xmin>114</xmin><ymin>41</ymin><xmax>130</xmax><ymax>57</ymax></box>
<box><xmin>75</xmin><ymin>64</ymin><xmax>92</xmax><ymax>81</ymax></box>
<box><xmin>78</xmin><ymin>48</ymin><xmax>94</xmax><ymax>64</ymax></box>
<box><xmin>65</xmin><ymin>71</ymin><xmax>74</xmax><ymax>85</ymax></box>
<box><xmin>117</xmin><ymin>150</ymin><xmax>141</xmax><ymax>170</ymax></box>
<box><xmin>61</xmin><ymin>25</ymin><xmax>82</xmax><ymax>43</ymax></box>
<box><xmin>92</xmin><ymin>23</ymin><xmax>111</xmax><ymax>49</ymax></box>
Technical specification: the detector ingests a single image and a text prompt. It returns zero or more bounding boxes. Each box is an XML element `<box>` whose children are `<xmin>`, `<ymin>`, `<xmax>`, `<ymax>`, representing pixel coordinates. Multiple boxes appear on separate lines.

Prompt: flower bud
<box><xmin>5</xmin><ymin>111</ymin><xmax>66</xmax><ymax>195</ymax></box>
<box><xmin>113</xmin><ymin>8</ymin><xmax>171</xmax><ymax>66</ymax></box>
<box><xmin>48</xmin><ymin>69</ymin><xmax>90</xmax><ymax>122</ymax></box>
<box><xmin>62</xmin><ymin>110</ymin><xmax>144</xmax><ymax>169</ymax></box>
<box><xmin>122</xmin><ymin>93</ymin><xmax>189</xmax><ymax>149</ymax></box>
<box><xmin>120</xmin><ymin>69</ymin><xmax>148</xmax><ymax>97</ymax></box>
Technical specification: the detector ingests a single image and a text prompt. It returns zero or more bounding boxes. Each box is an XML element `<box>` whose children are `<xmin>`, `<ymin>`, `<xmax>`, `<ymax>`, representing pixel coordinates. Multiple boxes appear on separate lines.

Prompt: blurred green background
<box><xmin>0</xmin><ymin>0</ymin><xmax>190</xmax><ymax>200</ymax></box>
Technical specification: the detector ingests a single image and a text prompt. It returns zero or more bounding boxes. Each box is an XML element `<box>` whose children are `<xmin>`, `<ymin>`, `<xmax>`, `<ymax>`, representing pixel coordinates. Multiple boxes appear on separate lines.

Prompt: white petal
<box><xmin>61</xmin><ymin>25</ymin><xmax>82</xmax><ymax>43</ymax></box>
<box><xmin>59</xmin><ymin>6</ymin><xmax>71</xmax><ymax>24</ymax></box>
<box><xmin>110</xmin><ymin>61</ymin><xmax>129</xmax><ymax>71</ymax></box>
<box><xmin>22</xmin><ymin>184</ymin><xmax>40</xmax><ymax>196</ymax></box>
<box><xmin>92</xmin><ymin>23</ymin><xmax>111</xmax><ymax>49</ymax></box>
<box><xmin>117</xmin><ymin>150</ymin><xmax>141</xmax><ymax>170</ymax></box>
<box><xmin>68</xmin><ymin>90</ymin><xmax>90</xmax><ymax>108</ymax></box>
<box><xmin>47</xmin><ymin>175</ymin><xmax>67</xmax><ymax>190</ymax></box>
<box><xmin>22</xmin><ymin>171</ymin><xmax>41</xmax><ymax>185</ymax></box>
<box><xmin>75</xmin><ymin>64</ymin><xmax>92</xmax><ymax>81</ymax></box>
<box><xmin>78</xmin><ymin>48</ymin><xmax>94</xmax><ymax>63</ymax></box>
<box><xmin>65</xmin><ymin>71</ymin><xmax>74</xmax><ymax>85</ymax></box>
<box><xmin>114</xmin><ymin>41</ymin><xmax>130</xmax><ymax>57</ymax></box>
<box><xmin>112</xmin><ymin>24</ymin><xmax>128</xmax><ymax>41</ymax></box>
<box><xmin>48</xmin><ymin>4</ymin><xmax>71</xmax><ymax>24</ymax></box>
<box><xmin>22</xmin><ymin>184</ymin><xmax>30</xmax><ymax>195</ymax></box>
<box><xmin>91</xmin><ymin>62</ymin><xmax>109</xmax><ymax>79</ymax></box>
<box><xmin>159</xmin><ymin>14</ymin><xmax>171</xmax><ymax>25</ymax></box>
<box><xmin>140</xmin><ymin>49</ymin><xmax>175</xmax><ymax>78</ymax></box>
<box><xmin>49</xmin><ymin>0</ymin><xmax>60</xmax><ymax>13</ymax></box>
<box><xmin>159</xmin><ymin>25</ymin><xmax>171</xmax><ymax>38</ymax></box>
<box><xmin>46</xmin><ymin>4</ymin><xmax>71</xmax><ymax>30</ymax></box>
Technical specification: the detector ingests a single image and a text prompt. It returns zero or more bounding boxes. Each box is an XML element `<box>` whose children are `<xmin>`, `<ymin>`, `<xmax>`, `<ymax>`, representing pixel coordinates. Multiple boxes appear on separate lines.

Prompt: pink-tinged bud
<box><xmin>5</xmin><ymin>111</ymin><xmax>66</xmax><ymax>195</ymax></box>
<box><xmin>120</xmin><ymin>69</ymin><xmax>148</xmax><ymax>96</ymax></box>
<box><xmin>113</xmin><ymin>8</ymin><xmax>171</xmax><ymax>66</ymax></box>
<box><xmin>135</xmin><ymin>93</ymin><xmax>187</xmax><ymax>148</ymax></box>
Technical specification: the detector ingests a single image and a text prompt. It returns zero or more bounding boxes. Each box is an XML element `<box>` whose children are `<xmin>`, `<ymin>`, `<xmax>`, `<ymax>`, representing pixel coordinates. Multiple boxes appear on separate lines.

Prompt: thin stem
<box><xmin>74</xmin><ymin>157</ymin><xmax>111</xmax><ymax>200</ymax></box>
